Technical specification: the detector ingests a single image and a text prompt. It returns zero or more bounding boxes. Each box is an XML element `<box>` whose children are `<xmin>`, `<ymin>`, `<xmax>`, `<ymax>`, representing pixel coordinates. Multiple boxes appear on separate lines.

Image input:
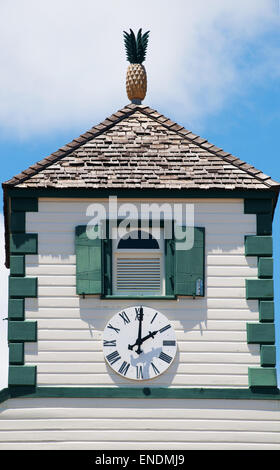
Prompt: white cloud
<box><xmin>0</xmin><ymin>0</ymin><xmax>278</xmax><ymax>137</ymax></box>
<box><xmin>0</xmin><ymin>214</ymin><xmax>9</xmax><ymax>389</ymax></box>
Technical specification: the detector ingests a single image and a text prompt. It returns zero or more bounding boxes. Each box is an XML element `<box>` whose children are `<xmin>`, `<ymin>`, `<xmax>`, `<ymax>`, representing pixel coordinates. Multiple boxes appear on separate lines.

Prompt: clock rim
<box><xmin>102</xmin><ymin>305</ymin><xmax>177</xmax><ymax>382</ymax></box>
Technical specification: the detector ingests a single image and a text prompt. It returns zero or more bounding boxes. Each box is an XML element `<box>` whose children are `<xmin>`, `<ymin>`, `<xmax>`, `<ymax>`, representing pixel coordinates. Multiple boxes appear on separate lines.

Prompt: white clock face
<box><xmin>103</xmin><ymin>306</ymin><xmax>177</xmax><ymax>381</ymax></box>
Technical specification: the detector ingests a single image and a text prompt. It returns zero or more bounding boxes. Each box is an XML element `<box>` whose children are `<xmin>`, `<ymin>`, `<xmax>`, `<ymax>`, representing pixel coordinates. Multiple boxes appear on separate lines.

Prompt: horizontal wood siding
<box><xmin>24</xmin><ymin>198</ymin><xmax>259</xmax><ymax>388</ymax></box>
<box><xmin>0</xmin><ymin>397</ymin><xmax>280</xmax><ymax>449</ymax></box>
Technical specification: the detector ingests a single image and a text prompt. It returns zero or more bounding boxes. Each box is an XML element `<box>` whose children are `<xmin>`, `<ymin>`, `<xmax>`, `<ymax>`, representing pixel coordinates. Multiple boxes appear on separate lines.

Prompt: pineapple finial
<box><xmin>123</xmin><ymin>28</ymin><xmax>150</xmax><ymax>104</ymax></box>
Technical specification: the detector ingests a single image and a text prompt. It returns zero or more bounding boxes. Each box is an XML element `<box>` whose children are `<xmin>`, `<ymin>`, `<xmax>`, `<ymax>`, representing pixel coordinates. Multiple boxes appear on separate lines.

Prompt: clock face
<box><xmin>103</xmin><ymin>306</ymin><xmax>177</xmax><ymax>381</ymax></box>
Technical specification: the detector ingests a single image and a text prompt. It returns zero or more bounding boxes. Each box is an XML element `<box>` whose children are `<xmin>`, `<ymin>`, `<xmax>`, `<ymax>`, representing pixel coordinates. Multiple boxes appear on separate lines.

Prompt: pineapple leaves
<box><xmin>123</xmin><ymin>28</ymin><xmax>150</xmax><ymax>64</ymax></box>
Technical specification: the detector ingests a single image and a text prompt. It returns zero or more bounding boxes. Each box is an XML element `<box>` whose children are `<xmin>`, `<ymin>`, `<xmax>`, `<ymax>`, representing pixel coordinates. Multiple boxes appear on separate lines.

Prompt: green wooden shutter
<box><xmin>174</xmin><ymin>226</ymin><xmax>205</xmax><ymax>296</ymax></box>
<box><xmin>103</xmin><ymin>235</ymin><xmax>112</xmax><ymax>296</ymax></box>
<box><xmin>75</xmin><ymin>225</ymin><xmax>102</xmax><ymax>295</ymax></box>
<box><xmin>165</xmin><ymin>238</ymin><xmax>175</xmax><ymax>295</ymax></box>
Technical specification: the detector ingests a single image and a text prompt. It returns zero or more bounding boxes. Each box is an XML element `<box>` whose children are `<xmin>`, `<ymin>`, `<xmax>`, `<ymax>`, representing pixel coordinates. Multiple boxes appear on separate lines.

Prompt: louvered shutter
<box><xmin>165</xmin><ymin>238</ymin><xmax>175</xmax><ymax>295</ymax></box>
<box><xmin>115</xmin><ymin>257</ymin><xmax>161</xmax><ymax>294</ymax></box>
<box><xmin>75</xmin><ymin>225</ymin><xmax>102</xmax><ymax>295</ymax></box>
<box><xmin>174</xmin><ymin>226</ymin><xmax>205</xmax><ymax>296</ymax></box>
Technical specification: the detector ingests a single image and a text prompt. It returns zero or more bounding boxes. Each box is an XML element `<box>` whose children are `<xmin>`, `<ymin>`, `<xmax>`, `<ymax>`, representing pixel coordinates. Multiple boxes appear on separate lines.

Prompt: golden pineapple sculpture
<box><xmin>123</xmin><ymin>28</ymin><xmax>150</xmax><ymax>104</ymax></box>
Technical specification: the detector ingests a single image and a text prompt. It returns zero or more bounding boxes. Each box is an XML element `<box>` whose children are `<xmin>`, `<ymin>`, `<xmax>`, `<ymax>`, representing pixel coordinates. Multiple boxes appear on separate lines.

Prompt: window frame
<box><xmin>75</xmin><ymin>220</ymin><xmax>205</xmax><ymax>300</ymax></box>
<box><xmin>112</xmin><ymin>226</ymin><xmax>165</xmax><ymax>297</ymax></box>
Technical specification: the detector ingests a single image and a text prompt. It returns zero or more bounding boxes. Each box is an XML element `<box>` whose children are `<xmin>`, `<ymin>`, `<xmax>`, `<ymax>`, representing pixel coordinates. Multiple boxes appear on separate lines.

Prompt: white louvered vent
<box><xmin>116</xmin><ymin>257</ymin><xmax>161</xmax><ymax>293</ymax></box>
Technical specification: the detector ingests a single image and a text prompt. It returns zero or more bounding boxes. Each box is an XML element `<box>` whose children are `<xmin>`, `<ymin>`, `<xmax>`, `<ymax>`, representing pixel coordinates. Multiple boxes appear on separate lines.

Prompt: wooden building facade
<box><xmin>1</xmin><ymin>103</ymin><xmax>280</xmax><ymax>449</ymax></box>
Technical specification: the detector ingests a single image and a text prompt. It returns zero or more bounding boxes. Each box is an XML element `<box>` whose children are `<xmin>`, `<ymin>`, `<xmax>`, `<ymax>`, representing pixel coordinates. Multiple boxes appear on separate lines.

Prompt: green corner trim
<box><xmin>244</xmin><ymin>198</ymin><xmax>276</xmax><ymax>389</ymax></box>
<box><xmin>10</xmin><ymin>255</ymin><xmax>25</xmax><ymax>276</ymax></box>
<box><xmin>8</xmin><ymin>299</ymin><xmax>25</xmax><ymax>320</ymax></box>
<box><xmin>246</xmin><ymin>279</ymin><xmax>274</xmax><ymax>300</ymax></box>
<box><xmin>6</xmin><ymin>196</ymin><xmax>38</xmax><ymax>388</ymax></box>
<box><xmin>11</xmin><ymin>197</ymin><xmax>38</xmax><ymax>212</ymax></box>
<box><xmin>258</xmin><ymin>257</ymin><xmax>273</xmax><ymax>278</ymax></box>
<box><xmin>10</xmin><ymin>233</ymin><xmax>38</xmax><ymax>255</ymax></box>
<box><xmin>8</xmin><ymin>321</ymin><xmax>37</xmax><ymax>342</ymax></box>
<box><xmin>0</xmin><ymin>388</ymin><xmax>10</xmax><ymax>404</ymax></box>
<box><xmin>245</xmin><ymin>236</ymin><xmax>273</xmax><ymax>257</ymax></box>
<box><xmin>260</xmin><ymin>345</ymin><xmax>276</xmax><ymax>367</ymax></box>
<box><xmin>248</xmin><ymin>368</ymin><xmax>277</xmax><ymax>388</ymax></box>
<box><xmin>9</xmin><ymin>343</ymin><xmax>24</xmax><ymax>365</ymax></box>
<box><xmin>9</xmin><ymin>277</ymin><xmax>37</xmax><ymax>298</ymax></box>
<box><xmin>10</xmin><ymin>212</ymin><xmax>25</xmax><ymax>233</ymax></box>
<box><xmin>259</xmin><ymin>301</ymin><xmax>274</xmax><ymax>322</ymax></box>
<box><xmin>247</xmin><ymin>323</ymin><xmax>275</xmax><ymax>344</ymax></box>
<box><xmin>8</xmin><ymin>366</ymin><xmax>37</xmax><ymax>386</ymax></box>
<box><xmin>244</xmin><ymin>199</ymin><xmax>273</xmax><ymax>214</ymax></box>
<box><xmin>257</xmin><ymin>214</ymin><xmax>272</xmax><ymax>236</ymax></box>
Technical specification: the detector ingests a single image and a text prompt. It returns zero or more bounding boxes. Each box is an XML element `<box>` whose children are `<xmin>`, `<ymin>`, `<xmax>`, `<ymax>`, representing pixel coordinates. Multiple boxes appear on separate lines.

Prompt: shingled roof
<box><xmin>3</xmin><ymin>103</ymin><xmax>280</xmax><ymax>190</ymax></box>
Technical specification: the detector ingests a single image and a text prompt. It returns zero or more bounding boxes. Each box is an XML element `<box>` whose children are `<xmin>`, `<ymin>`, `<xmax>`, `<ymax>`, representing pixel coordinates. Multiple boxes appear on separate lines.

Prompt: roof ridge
<box><xmin>3</xmin><ymin>103</ymin><xmax>280</xmax><ymax>189</ymax></box>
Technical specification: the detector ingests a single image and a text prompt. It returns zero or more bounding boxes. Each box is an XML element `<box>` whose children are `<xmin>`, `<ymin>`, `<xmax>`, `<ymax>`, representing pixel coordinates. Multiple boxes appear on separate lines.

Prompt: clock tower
<box><xmin>1</xmin><ymin>30</ymin><xmax>280</xmax><ymax>450</ymax></box>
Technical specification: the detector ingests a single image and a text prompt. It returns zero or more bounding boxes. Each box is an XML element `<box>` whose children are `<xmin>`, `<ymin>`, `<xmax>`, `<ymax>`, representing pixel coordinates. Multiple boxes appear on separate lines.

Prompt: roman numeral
<box><xmin>163</xmin><ymin>340</ymin><xmax>176</xmax><ymax>346</ymax></box>
<box><xmin>159</xmin><ymin>352</ymin><xmax>172</xmax><ymax>364</ymax></box>
<box><xmin>136</xmin><ymin>365</ymin><xmax>143</xmax><ymax>379</ymax></box>
<box><xmin>119</xmin><ymin>311</ymin><xmax>130</xmax><ymax>325</ymax></box>
<box><xmin>107</xmin><ymin>323</ymin><xmax>120</xmax><ymax>334</ymax></box>
<box><xmin>118</xmin><ymin>361</ymin><xmax>130</xmax><ymax>376</ymax></box>
<box><xmin>150</xmin><ymin>362</ymin><xmax>160</xmax><ymax>375</ymax></box>
<box><xmin>103</xmin><ymin>340</ymin><xmax>117</xmax><ymax>347</ymax></box>
<box><xmin>159</xmin><ymin>324</ymin><xmax>171</xmax><ymax>333</ymax></box>
<box><xmin>150</xmin><ymin>312</ymin><xmax>158</xmax><ymax>324</ymax></box>
<box><xmin>106</xmin><ymin>350</ymin><xmax>121</xmax><ymax>365</ymax></box>
<box><xmin>135</xmin><ymin>306</ymin><xmax>144</xmax><ymax>321</ymax></box>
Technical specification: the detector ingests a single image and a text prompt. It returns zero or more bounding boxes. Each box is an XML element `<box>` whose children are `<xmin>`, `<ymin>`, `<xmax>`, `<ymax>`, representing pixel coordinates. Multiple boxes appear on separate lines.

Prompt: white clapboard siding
<box><xmin>30</xmin><ymin>363</ymin><xmax>252</xmax><ymax>374</ymax></box>
<box><xmin>34</xmin><ymin>198</ymin><xmax>247</xmax><ymax>212</ymax></box>
<box><xmin>1</xmin><ymin>418</ymin><xmax>280</xmax><ymax>433</ymax></box>
<box><xmin>24</xmin><ymin>198</ymin><xmax>259</xmax><ymax>388</ymax></box>
<box><xmin>26</xmin><ymin>348</ymin><xmax>249</xmax><ymax>364</ymax></box>
<box><xmin>23</xmin><ymin>351</ymin><xmax>260</xmax><ymax>364</ymax></box>
<box><xmin>207</xmin><ymin>266</ymin><xmax>257</xmax><ymax>276</ymax></box>
<box><xmin>35</xmin><ymin>374</ymin><xmax>249</xmax><ymax>387</ymax></box>
<box><xmin>25</xmin><ymin>307</ymin><xmax>259</xmax><ymax>321</ymax></box>
<box><xmin>25</xmin><ymin>342</ymin><xmax>258</xmax><ymax>354</ymax></box>
<box><xmin>28</xmin><ymin>221</ymin><xmax>256</xmax><ymax>236</ymax></box>
<box><xmin>37</xmin><ymin>285</ymin><xmax>248</xmax><ymax>298</ymax></box>
<box><xmin>31</xmin><ymin>275</ymin><xmax>256</xmax><ymax>288</ymax></box>
<box><xmin>0</xmin><ymin>398</ymin><xmax>280</xmax><ymax>450</ymax></box>
<box><xmin>26</xmin><ymin>255</ymin><xmax>76</xmax><ymax>264</ymax></box>
<box><xmin>36</xmin><ymin>330</ymin><xmax>248</xmax><ymax>342</ymax></box>
<box><xmin>26</xmin><ymin>295</ymin><xmax>257</xmax><ymax>311</ymax></box>
<box><xmin>33</xmin><ymin>318</ymin><xmax>254</xmax><ymax>330</ymax></box>
<box><xmin>25</xmin><ymin>263</ymin><xmax>256</xmax><ymax>276</ymax></box>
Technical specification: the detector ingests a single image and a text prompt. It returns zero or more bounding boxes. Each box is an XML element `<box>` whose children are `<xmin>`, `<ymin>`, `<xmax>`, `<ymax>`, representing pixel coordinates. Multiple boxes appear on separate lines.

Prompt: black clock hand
<box><xmin>140</xmin><ymin>330</ymin><xmax>158</xmax><ymax>344</ymax></box>
<box><xmin>128</xmin><ymin>306</ymin><xmax>144</xmax><ymax>353</ymax></box>
<box><xmin>135</xmin><ymin>306</ymin><xmax>144</xmax><ymax>355</ymax></box>
<box><xmin>128</xmin><ymin>330</ymin><xmax>159</xmax><ymax>354</ymax></box>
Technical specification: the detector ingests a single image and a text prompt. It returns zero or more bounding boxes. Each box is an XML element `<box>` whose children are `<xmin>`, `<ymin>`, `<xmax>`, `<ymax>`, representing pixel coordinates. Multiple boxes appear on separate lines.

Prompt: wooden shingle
<box><xmin>3</xmin><ymin>104</ymin><xmax>280</xmax><ymax>190</ymax></box>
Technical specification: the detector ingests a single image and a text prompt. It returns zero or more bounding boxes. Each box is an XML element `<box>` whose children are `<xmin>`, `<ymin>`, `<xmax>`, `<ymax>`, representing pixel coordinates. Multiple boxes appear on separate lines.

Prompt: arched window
<box><xmin>113</xmin><ymin>228</ymin><xmax>164</xmax><ymax>295</ymax></box>
<box><xmin>117</xmin><ymin>230</ymin><xmax>159</xmax><ymax>250</ymax></box>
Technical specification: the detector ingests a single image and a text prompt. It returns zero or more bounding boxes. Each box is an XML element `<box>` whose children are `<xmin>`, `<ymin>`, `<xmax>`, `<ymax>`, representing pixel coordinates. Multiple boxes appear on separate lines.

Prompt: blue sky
<box><xmin>0</xmin><ymin>0</ymin><xmax>280</xmax><ymax>386</ymax></box>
